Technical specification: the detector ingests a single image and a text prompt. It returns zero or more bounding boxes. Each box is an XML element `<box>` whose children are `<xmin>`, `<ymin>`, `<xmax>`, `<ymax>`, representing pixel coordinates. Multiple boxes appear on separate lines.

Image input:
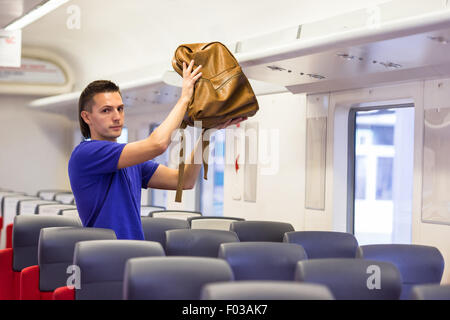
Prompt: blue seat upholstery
<box><xmin>295</xmin><ymin>258</ymin><xmax>402</xmax><ymax>300</ymax></box>
<box><xmin>141</xmin><ymin>217</ymin><xmax>189</xmax><ymax>248</ymax></box>
<box><xmin>357</xmin><ymin>244</ymin><xmax>445</xmax><ymax>299</ymax></box>
<box><xmin>230</xmin><ymin>221</ymin><xmax>294</xmax><ymax>242</ymax></box>
<box><xmin>165</xmin><ymin>229</ymin><xmax>239</xmax><ymax>257</ymax></box>
<box><xmin>219</xmin><ymin>242</ymin><xmax>307</xmax><ymax>280</ymax></box>
<box><xmin>410</xmin><ymin>284</ymin><xmax>450</xmax><ymax>300</ymax></box>
<box><xmin>38</xmin><ymin>227</ymin><xmax>116</xmax><ymax>292</ymax></box>
<box><xmin>13</xmin><ymin>216</ymin><xmax>82</xmax><ymax>272</ymax></box>
<box><xmin>283</xmin><ymin>231</ymin><xmax>359</xmax><ymax>258</ymax></box>
<box><xmin>73</xmin><ymin>240</ymin><xmax>165</xmax><ymax>300</ymax></box>
<box><xmin>201</xmin><ymin>281</ymin><xmax>334</xmax><ymax>300</ymax></box>
<box><xmin>123</xmin><ymin>257</ymin><xmax>233</xmax><ymax>300</ymax></box>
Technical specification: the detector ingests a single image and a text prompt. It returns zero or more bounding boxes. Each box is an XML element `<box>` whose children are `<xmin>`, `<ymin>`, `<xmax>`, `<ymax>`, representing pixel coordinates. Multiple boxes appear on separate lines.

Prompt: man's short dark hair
<box><xmin>78</xmin><ymin>80</ymin><xmax>121</xmax><ymax>139</ymax></box>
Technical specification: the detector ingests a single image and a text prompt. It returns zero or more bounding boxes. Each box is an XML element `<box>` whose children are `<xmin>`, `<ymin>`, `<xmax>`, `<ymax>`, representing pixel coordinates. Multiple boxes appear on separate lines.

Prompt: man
<box><xmin>68</xmin><ymin>60</ymin><xmax>245</xmax><ymax>239</ymax></box>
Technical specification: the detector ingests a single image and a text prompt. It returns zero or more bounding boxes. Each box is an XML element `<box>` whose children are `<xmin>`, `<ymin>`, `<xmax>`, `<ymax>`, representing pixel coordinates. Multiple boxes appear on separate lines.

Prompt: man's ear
<box><xmin>80</xmin><ymin>110</ymin><xmax>91</xmax><ymax>125</ymax></box>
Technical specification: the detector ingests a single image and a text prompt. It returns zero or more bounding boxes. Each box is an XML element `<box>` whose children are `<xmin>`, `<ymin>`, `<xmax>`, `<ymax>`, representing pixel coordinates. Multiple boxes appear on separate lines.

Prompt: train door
<box><xmin>349</xmin><ymin>105</ymin><xmax>415</xmax><ymax>245</ymax></box>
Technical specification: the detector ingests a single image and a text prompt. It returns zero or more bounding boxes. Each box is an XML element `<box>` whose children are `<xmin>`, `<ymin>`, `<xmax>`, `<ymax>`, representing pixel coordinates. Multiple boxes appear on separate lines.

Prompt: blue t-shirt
<box><xmin>68</xmin><ymin>140</ymin><xmax>159</xmax><ymax>240</ymax></box>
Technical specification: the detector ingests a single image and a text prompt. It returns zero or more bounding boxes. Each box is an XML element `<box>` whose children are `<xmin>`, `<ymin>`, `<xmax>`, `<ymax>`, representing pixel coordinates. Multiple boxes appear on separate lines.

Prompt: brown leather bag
<box><xmin>172</xmin><ymin>42</ymin><xmax>259</xmax><ymax>202</ymax></box>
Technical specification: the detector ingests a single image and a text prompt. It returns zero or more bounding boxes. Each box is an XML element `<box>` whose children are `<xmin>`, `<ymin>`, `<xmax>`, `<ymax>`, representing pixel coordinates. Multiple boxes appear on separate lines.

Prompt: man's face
<box><xmin>81</xmin><ymin>91</ymin><xmax>124</xmax><ymax>141</ymax></box>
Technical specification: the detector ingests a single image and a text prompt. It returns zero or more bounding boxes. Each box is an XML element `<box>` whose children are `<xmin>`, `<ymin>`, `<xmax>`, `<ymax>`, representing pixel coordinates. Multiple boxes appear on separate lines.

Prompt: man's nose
<box><xmin>112</xmin><ymin>109</ymin><xmax>121</xmax><ymax>121</ymax></box>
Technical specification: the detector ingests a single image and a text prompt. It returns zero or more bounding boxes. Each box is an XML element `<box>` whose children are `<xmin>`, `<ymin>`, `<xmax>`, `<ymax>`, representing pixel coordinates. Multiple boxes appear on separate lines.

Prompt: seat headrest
<box><xmin>219</xmin><ymin>242</ymin><xmax>307</xmax><ymax>280</ymax></box>
<box><xmin>357</xmin><ymin>244</ymin><xmax>445</xmax><ymax>299</ymax></box>
<box><xmin>201</xmin><ymin>281</ymin><xmax>334</xmax><ymax>300</ymax></box>
<box><xmin>165</xmin><ymin>229</ymin><xmax>239</xmax><ymax>257</ymax></box>
<box><xmin>283</xmin><ymin>231</ymin><xmax>359</xmax><ymax>258</ymax></box>
<box><xmin>188</xmin><ymin>216</ymin><xmax>245</xmax><ymax>230</ymax></box>
<box><xmin>295</xmin><ymin>258</ymin><xmax>402</xmax><ymax>300</ymax></box>
<box><xmin>12</xmin><ymin>215</ymin><xmax>81</xmax><ymax>272</ymax></box>
<box><xmin>73</xmin><ymin>240</ymin><xmax>165</xmax><ymax>300</ymax></box>
<box><xmin>141</xmin><ymin>217</ymin><xmax>189</xmax><ymax>247</ymax></box>
<box><xmin>124</xmin><ymin>256</ymin><xmax>233</xmax><ymax>300</ymax></box>
<box><xmin>357</xmin><ymin>244</ymin><xmax>445</xmax><ymax>284</ymax></box>
<box><xmin>38</xmin><ymin>227</ymin><xmax>117</xmax><ymax>292</ymax></box>
<box><xmin>410</xmin><ymin>284</ymin><xmax>450</xmax><ymax>300</ymax></box>
<box><xmin>230</xmin><ymin>221</ymin><xmax>294</xmax><ymax>242</ymax></box>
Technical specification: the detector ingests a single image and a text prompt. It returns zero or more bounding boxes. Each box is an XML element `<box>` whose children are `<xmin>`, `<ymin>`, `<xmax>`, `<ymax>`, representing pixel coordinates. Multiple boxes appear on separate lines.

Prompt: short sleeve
<box><xmin>140</xmin><ymin>160</ymin><xmax>160</xmax><ymax>188</ymax></box>
<box><xmin>71</xmin><ymin>140</ymin><xmax>126</xmax><ymax>175</ymax></box>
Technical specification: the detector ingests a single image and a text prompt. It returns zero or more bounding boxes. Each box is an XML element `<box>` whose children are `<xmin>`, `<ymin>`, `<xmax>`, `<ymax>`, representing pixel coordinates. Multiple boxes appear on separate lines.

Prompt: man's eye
<box><xmin>102</xmin><ymin>109</ymin><xmax>109</xmax><ymax>113</ymax></box>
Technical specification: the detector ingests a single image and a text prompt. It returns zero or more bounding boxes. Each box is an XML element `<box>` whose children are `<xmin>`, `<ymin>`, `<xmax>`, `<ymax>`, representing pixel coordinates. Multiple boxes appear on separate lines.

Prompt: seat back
<box><xmin>37</xmin><ymin>190</ymin><xmax>71</xmax><ymax>201</ymax></box>
<box><xmin>36</xmin><ymin>204</ymin><xmax>77</xmax><ymax>215</ymax></box>
<box><xmin>140</xmin><ymin>205</ymin><xmax>166</xmax><ymax>217</ymax></box>
<box><xmin>230</xmin><ymin>221</ymin><xmax>294</xmax><ymax>242</ymax></box>
<box><xmin>38</xmin><ymin>227</ymin><xmax>116</xmax><ymax>292</ymax></box>
<box><xmin>357</xmin><ymin>244</ymin><xmax>445</xmax><ymax>299</ymax></box>
<box><xmin>149</xmin><ymin>210</ymin><xmax>202</xmax><ymax>220</ymax></box>
<box><xmin>123</xmin><ymin>257</ymin><xmax>233</xmax><ymax>300</ymax></box>
<box><xmin>141</xmin><ymin>217</ymin><xmax>189</xmax><ymax>248</ymax></box>
<box><xmin>283</xmin><ymin>231</ymin><xmax>359</xmax><ymax>258</ymax></box>
<box><xmin>166</xmin><ymin>229</ymin><xmax>239</xmax><ymax>257</ymax></box>
<box><xmin>73</xmin><ymin>240</ymin><xmax>165</xmax><ymax>300</ymax></box>
<box><xmin>295</xmin><ymin>258</ymin><xmax>402</xmax><ymax>300</ymax></box>
<box><xmin>12</xmin><ymin>216</ymin><xmax>82</xmax><ymax>272</ymax></box>
<box><xmin>57</xmin><ymin>209</ymin><xmax>80</xmax><ymax>219</ymax></box>
<box><xmin>219</xmin><ymin>242</ymin><xmax>307</xmax><ymax>280</ymax></box>
<box><xmin>201</xmin><ymin>281</ymin><xmax>334</xmax><ymax>300</ymax></box>
<box><xmin>18</xmin><ymin>199</ymin><xmax>58</xmax><ymax>216</ymax></box>
<box><xmin>410</xmin><ymin>284</ymin><xmax>450</xmax><ymax>300</ymax></box>
<box><xmin>188</xmin><ymin>216</ymin><xmax>245</xmax><ymax>230</ymax></box>
<box><xmin>53</xmin><ymin>193</ymin><xmax>75</xmax><ymax>204</ymax></box>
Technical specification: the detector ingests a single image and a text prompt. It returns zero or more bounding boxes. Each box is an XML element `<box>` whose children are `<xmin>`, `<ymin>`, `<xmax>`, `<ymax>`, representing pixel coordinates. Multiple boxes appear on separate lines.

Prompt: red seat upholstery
<box><xmin>53</xmin><ymin>286</ymin><xmax>75</xmax><ymax>300</ymax></box>
<box><xmin>6</xmin><ymin>223</ymin><xmax>13</xmax><ymax>249</ymax></box>
<box><xmin>0</xmin><ymin>216</ymin><xmax>81</xmax><ymax>300</ymax></box>
<box><xmin>19</xmin><ymin>227</ymin><xmax>116</xmax><ymax>300</ymax></box>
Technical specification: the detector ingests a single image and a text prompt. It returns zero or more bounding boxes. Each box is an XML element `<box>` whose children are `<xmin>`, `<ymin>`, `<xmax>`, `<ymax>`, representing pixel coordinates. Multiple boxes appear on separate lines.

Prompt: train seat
<box><xmin>410</xmin><ymin>284</ymin><xmax>450</xmax><ymax>300</ymax></box>
<box><xmin>295</xmin><ymin>258</ymin><xmax>402</xmax><ymax>300</ymax></box>
<box><xmin>53</xmin><ymin>240</ymin><xmax>165</xmax><ymax>300</ymax></box>
<box><xmin>123</xmin><ymin>256</ymin><xmax>233</xmax><ymax>300</ymax></box>
<box><xmin>188</xmin><ymin>216</ymin><xmax>245</xmax><ymax>231</ymax></box>
<box><xmin>219</xmin><ymin>242</ymin><xmax>307</xmax><ymax>280</ymax></box>
<box><xmin>140</xmin><ymin>205</ymin><xmax>166</xmax><ymax>216</ymax></box>
<box><xmin>230</xmin><ymin>220</ymin><xmax>294</xmax><ymax>242</ymax></box>
<box><xmin>283</xmin><ymin>231</ymin><xmax>359</xmax><ymax>259</ymax></box>
<box><xmin>165</xmin><ymin>229</ymin><xmax>239</xmax><ymax>257</ymax></box>
<box><xmin>20</xmin><ymin>227</ymin><xmax>116</xmax><ymax>300</ymax></box>
<box><xmin>0</xmin><ymin>216</ymin><xmax>81</xmax><ymax>300</ymax></box>
<box><xmin>141</xmin><ymin>217</ymin><xmax>189</xmax><ymax>249</ymax></box>
<box><xmin>149</xmin><ymin>210</ymin><xmax>202</xmax><ymax>220</ymax></box>
<box><xmin>357</xmin><ymin>244</ymin><xmax>445</xmax><ymax>299</ymax></box>
<box><xmin>201</xmin><ymin>281</ymin><xmax>334</xmax><ymax>300</ymax></box>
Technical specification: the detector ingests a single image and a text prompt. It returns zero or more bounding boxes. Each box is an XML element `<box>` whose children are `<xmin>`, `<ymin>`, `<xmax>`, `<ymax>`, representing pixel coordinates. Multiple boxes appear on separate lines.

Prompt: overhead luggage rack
<box><xmin>29</xmin><ymin>0</ymin><xmax>450</xmax><ymax>117</ymax></box>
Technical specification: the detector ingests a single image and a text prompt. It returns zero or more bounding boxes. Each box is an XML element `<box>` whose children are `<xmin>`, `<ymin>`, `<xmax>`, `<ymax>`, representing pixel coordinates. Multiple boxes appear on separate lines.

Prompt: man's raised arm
<box><xmin>117</xmin><ymin>60</ymin><xmax>202</xmax><ymax>169</ymax></box>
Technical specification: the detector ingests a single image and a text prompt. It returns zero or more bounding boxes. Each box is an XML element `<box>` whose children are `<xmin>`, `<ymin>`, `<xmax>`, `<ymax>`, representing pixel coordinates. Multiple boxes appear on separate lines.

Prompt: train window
<box><xmin>352</xmin><ymin>106</ymin><xmax>414</xmax><ymax>245</ymax></box>
<box><xmin>117</xmin><ymin>126</ymin><xmax>128</xmax><ymax>143</ymax></box>
<box><xmin>148</xmin><ymin>123</ymin><xmax>168</xmax><ymax>208</ymax></box>
<box><xmin>199</xmin><ymin>129</ymin><xmax>225</xmax><ymax>216</ymax></box>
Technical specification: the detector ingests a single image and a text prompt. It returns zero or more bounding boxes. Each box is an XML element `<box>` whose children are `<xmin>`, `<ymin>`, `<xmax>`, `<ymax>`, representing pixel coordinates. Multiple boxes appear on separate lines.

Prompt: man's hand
<box><xmin>215</xmin><ymin>117</ymin><xmax>248</xmax><ymax>130</ymax></box>
<box><xmin>180</xmin><ymin>60</ymin><xmax>202</xmax><ymax>102</ymax></box>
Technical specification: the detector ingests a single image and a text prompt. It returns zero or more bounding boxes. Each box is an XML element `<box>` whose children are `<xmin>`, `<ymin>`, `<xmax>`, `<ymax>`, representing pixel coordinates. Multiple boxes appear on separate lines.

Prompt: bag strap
<box><xmin>175</xmin><ymin>125</ymin><xmax>210</xmax><ymax>203</ymax></box>
<box><xmin>175</xmin><ymin>121</ymin><xmax>188</xmax><ymax>203</ymax></box>
<box><xmin>202</xmin><ymin>130</ymin><xmax>209</xmax><ymax>180</ymax></box>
